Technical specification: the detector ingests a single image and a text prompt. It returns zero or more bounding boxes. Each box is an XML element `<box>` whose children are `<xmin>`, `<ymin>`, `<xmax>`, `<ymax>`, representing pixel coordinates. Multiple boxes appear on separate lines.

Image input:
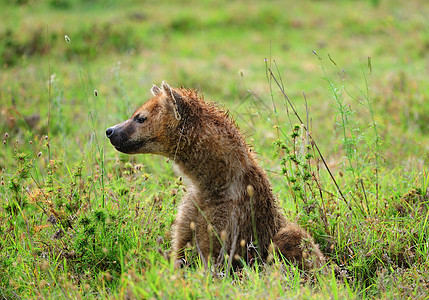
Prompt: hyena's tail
<box><xmin>272</xmin><ymin>223</ymin><xmax>325</xmax><ymax>270</ymax></box>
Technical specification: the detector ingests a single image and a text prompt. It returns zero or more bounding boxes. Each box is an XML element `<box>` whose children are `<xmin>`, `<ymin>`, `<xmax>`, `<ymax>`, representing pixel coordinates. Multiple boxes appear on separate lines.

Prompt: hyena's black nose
<box><xmin>106</xmin><ymin>127</ymin><xmax>114</xmax><ymax>138</ymax></box>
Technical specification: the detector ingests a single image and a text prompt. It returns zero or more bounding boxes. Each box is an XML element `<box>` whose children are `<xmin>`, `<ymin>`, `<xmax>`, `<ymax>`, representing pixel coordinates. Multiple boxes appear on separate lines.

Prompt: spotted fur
<box><xmin>106</xmin><ymin>82</ymin><xmax>325</xmax><ymax>270</ymax></box>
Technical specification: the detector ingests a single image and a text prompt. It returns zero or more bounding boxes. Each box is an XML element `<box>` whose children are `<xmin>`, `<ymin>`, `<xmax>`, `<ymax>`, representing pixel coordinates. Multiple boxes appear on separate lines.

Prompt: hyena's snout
<box><xmin>106</xmin><ymin>126</ymin><xmax>115</xmax><ymax>139</ymax></box>
<box><xmin>105</xmin><ymin>125</ymin><xmax>123</xmax><ymax>149</ymax></box>
<box><xmin>105</xmin><ymin>122</ymin><xmax>145</xmax><ymax>154</ymax></box>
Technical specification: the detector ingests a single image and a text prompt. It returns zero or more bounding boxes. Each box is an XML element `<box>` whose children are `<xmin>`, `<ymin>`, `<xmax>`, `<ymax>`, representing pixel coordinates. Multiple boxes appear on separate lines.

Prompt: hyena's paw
<box><xmin>174</xmin><ymin>258</ymin><xmax>187</xmax><ymax>270</ymax></box>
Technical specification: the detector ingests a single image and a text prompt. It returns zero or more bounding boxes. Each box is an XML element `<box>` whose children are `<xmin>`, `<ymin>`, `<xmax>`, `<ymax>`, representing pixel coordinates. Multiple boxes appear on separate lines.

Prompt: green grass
<box><xmin>1</xmin><ymin>0</ymin><xmax>429</xmax><ymax>298</ymax></box>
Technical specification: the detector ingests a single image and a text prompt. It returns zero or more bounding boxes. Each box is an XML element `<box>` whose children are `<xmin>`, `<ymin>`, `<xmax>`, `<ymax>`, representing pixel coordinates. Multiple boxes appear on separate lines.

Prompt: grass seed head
<box><xmin>105</xmin><ymin>272</ymin><xmax>112</xmax><ymax>282</ymax></box>
<box><xmin>156</xmin><ymin>236</ymin><xmax>164</xmax><ymax>245</ymax></box>
<box><xmin>247</xmin><ymin>185</ymin><xmax>254</xmax><ymax>197</ymax></box>
<box><xmin>38</xmin><ymin>280</ymin><xmax>47</xmax><ymax>288</ymax></box>
<box><xmin>220</xmin><ymin>230</ymin><xmax>227</xmax><ymax>242</ymax></box>
<box><xmin>40</xmin><ymin>260</ymin><xmax>49</xmax><ymax>270</ymax></box>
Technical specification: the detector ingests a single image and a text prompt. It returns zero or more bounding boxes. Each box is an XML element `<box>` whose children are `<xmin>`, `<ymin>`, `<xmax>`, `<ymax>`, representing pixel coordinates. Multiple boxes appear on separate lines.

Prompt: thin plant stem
<box><xmin>268</xmin><ymin>67</ymin><xmax>350</xmax><ymax>210</ymax></box>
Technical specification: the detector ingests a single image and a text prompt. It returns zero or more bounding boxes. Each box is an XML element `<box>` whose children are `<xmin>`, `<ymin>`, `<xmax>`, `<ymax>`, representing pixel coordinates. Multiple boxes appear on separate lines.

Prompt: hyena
<box><xmin>106</xmin><ymin>81</ymin><xmax>325</xmax><ymax>270</ymax></box>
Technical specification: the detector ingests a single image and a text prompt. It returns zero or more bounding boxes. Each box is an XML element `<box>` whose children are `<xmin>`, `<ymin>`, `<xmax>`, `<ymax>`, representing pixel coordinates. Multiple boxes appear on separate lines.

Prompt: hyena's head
<box><xmin>106</xmin><ymin>81</ymin><xmax>184</xmax><ymax>156</ymax></box>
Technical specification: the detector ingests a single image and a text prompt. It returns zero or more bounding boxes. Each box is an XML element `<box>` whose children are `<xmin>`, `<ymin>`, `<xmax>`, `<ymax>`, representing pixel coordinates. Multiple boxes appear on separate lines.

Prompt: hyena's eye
<box><xmin>134</xmin><ymin>116</ymin><xmax>147</xmax><ymax>124</ymax></box>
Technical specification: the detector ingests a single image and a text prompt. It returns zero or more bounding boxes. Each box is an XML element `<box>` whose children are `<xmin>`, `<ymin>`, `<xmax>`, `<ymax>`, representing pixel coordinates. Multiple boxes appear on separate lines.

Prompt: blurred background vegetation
<box><xmin>1</xmin><ymin>0</ymin><xmax>428</xmax><ymax>167</ymax></box>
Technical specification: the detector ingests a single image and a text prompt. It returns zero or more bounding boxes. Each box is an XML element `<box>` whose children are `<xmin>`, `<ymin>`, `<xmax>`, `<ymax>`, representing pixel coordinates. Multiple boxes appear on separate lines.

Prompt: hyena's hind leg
<box><xmin>273</xmin><ymin>223</ymin><xmax>325</xmax><ymax>270</ymax></box>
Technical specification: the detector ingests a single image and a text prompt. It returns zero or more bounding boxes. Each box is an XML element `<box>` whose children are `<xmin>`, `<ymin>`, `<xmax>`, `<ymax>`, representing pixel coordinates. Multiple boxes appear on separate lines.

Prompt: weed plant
<box><xmin>264</xmin><ymin>55</ymin><xmax>429</xmax><ymax>298</ymax></box>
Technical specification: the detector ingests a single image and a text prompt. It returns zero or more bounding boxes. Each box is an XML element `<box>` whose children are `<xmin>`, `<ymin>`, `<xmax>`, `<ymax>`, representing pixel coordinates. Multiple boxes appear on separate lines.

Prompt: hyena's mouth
<box><xmin>111</xmin><ymin>138</ymin><xmax>157</xmax><ymax>154</ymax></box>
<box><xmin>106</xmin><ymin>124</ymin><xmax>156</xmax><ymax>154</ymax></box>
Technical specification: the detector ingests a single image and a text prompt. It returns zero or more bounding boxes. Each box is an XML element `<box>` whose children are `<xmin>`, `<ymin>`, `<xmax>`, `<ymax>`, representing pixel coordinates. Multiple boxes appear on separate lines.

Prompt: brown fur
<box><xmin>106</xmin><ymin>82</ymin><xmax>325</xmax><ymax>270</ymax></box>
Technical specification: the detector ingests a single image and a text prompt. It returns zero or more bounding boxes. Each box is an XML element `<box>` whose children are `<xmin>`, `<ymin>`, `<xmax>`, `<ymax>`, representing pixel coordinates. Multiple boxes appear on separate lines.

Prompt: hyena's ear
<box><xmin>151</xmin><ymin>84</ymin><xmax>162</xmax><ymax>96</ymax></box>
<box><xmin>161</xmin><ymin>81</ymin><xmax>183</xmax><ymax>121</ymax></box>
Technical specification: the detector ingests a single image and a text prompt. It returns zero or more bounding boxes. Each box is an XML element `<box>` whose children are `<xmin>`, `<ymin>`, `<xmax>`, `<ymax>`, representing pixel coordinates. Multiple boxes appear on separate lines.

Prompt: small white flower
<box><xmin>48</xmin><ymin>74</ymin><xmax>56</xmax><ymax>85</ymax></box>
<box><xmin>65</xmin><ymin>35</ymin><xmax>70</xmax><ymax>43</ymax></box>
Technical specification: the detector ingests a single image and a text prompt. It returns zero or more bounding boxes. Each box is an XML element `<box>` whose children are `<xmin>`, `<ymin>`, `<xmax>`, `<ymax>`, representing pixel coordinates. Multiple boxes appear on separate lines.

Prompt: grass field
<box><xmin>1</xmin><ymin>0</ymin><xmax>428</xmax><ymax>298</ymax></box>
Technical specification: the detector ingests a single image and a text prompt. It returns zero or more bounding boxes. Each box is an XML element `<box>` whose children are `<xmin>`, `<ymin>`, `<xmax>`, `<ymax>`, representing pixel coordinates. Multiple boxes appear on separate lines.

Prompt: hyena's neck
<box><xmin>169</xmin><ymin>122</ymin><xmax>239</xmax><ymax>198</ymax></box>
<box><xmin>173</xmin><ymin>150</ymin><xmax>245</xmax><ymax>200</ymax></box>
<box><xmin>169</xmin><ymin>119</ymin><xmax>274</xmax><ymax>203</ymax></box>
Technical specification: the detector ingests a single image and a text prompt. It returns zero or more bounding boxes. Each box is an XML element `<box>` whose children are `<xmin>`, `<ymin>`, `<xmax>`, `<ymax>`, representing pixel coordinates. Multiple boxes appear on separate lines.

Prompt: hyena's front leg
<box><xmin>171</xmin><ymin>198</ymin><xmax>199</xmax><ymax>268</ymax></box>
